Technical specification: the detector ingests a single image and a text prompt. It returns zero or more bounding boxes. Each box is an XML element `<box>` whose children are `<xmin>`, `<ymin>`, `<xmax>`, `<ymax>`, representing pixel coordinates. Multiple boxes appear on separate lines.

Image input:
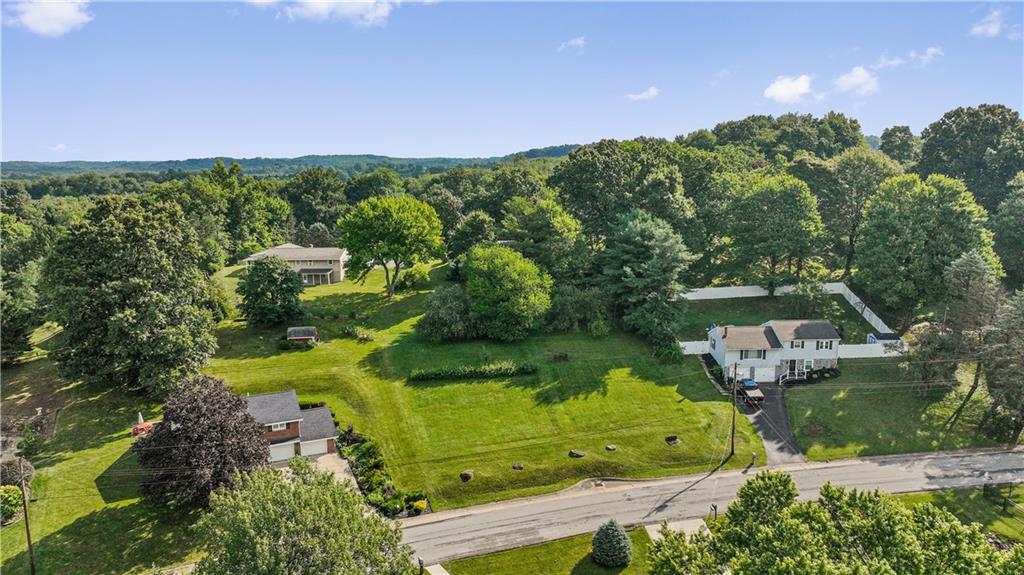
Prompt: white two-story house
<box><xmin>707</xmin><ymin>319</ymin><xmax>841</xmax><ymax>384</ymax></box>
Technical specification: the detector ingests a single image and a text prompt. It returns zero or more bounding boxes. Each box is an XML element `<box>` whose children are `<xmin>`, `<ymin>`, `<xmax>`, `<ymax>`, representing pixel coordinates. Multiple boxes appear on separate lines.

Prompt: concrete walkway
<box><xmin>644</xmin><ymin>518</ymin><xmax>709</xmax><ymax>542</ymax></box>
<box><xmin>402</xmin><ymin>447</ymin><xmax>1024</xmax><ymax>564</ymax></box>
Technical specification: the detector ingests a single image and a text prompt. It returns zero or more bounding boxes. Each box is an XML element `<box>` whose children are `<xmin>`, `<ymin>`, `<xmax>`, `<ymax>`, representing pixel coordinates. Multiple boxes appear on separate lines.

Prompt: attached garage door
<box><xmin>269</xmin><ymin>443</ymin><xmax>295</xmax><ymax>462</ymax></box>
<box><xmin>301</xmin><ymin>440</ymin><xmax>328</xmax><ymax>456</ymax></box>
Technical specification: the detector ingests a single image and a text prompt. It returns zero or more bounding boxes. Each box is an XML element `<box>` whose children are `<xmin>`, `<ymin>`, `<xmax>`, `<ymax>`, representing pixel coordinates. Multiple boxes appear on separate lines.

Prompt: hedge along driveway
<box><xmin>209</xmin><ymin>266</ymin><xmax>764</xmax><ymax>509</ymax></box>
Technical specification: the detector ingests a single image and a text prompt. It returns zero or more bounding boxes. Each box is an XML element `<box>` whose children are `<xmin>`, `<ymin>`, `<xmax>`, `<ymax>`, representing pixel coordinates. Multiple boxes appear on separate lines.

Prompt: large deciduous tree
<box><xmin>134</xmin><ymin>376</ymin><xmax>268</xmax><ymax>507</ymax></box>
<box><xmin>992</xmin><ymin>173</ymin><xmax>1024</xmax><ymax>288</ymax></box>
<box><xmin>446</xmin><ymin>210</ymin><xmax>496</xmax><ymax>264</ymax></box>
<box><xmin>648</xmin><ymin>470</ymin><xmax>1018</xmax><ymax>575</ymax></box>
<box><xmin>194</xmin><ymin>458</ymin><xmax>414</xmax><ymax>575</ymax></box>
<box><xmin>462</xmin><ymin>245</ymin><xmax>552</xmax><ymax>341</ymax></box>
<box><xmin>282</xmin><ymin>166</ymin><xmax>346</xmax><ymax>228</ymax></box>
<box><xmin>41</xmin><ymin>197</ymin><xmax>216</xmax><ymax>396</ymax></box>
<box><xmin>599</xmin><ymin>209</ymin><xmax>694</xmax><ymax>351</ymax></box>
<box><xmin>807</xmin><ymin>147</ymin><xmax>903</xmax><ymax>277</ymax></box>
<box><xmin>343</xmin><ymin>168</ymin><xmax>403</xmax><ymax>203</ymax></box>
<box><xmin>337</xmin><ymin>195</ymin><xmax>442</xmax><ymax>298</ymax></box>
<box><xmin>856</xmin><ymin>174</ymin><xmax>1001</xmax><ymax>321</ymax></box>
<box><xmin>918</xmin><ymin>104</ymin><xmax>1024</xmax><ymax>211</ymax></box>
<box><xmin>499</xmin><ymin>192</ymin><xmax>587</xmax><ymax>281</ymax></box>
<box><xmin>237</xmin><ymin>256</ymin><xmax>305</xmax><ymax>327</ymax></box>
<box><xmin>548</xmin><ymin>138</ymin><xmax>696</xmax><ymax>242</ymax></box>
<box><xmin>727</xmin><ymin>174</ymin><xmax>824</xmax><ymax>295</ymax></box>
<box><xmin>880</xmin><ymin>125</ymin><xmax>921</xmax><ymax>166</ymax></box>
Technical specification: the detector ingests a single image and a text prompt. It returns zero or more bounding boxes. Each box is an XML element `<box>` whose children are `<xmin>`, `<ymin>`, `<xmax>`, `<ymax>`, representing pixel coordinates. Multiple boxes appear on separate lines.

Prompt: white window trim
<box><xmin>270</xmin><ymin>423</ymin><xmax>287</xmax><ymax>431</ymax></box>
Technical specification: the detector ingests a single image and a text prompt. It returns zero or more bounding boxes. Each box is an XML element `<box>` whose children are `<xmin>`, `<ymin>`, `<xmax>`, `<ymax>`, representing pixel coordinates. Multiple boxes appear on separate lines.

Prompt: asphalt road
<box><xmin>402</xmin><ymin>447</ymin><xmax>1024</xmax><ymax>564</ymax></box>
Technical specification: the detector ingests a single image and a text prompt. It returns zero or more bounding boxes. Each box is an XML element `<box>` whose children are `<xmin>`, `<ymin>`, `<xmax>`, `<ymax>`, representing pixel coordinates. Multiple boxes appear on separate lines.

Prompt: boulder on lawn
<box><xmin>459</xmin><ymin>470</ymin><xmax>474</xmax><ymax>482</ymax></box>
<box><xmin>569</xmin><ymin>449</ymin><xmax>586</xmax><ymax>458</ymax></box>
<box><xmin>512</xmin><ymin>462</ymin><xmax>524</xmax><ymax>470</ymax></box>
<box><xmin>665</xmin><ymin>435</ymin><xmax>680</xmax><ymax>445</ymax></box>
<box><xmin>606</xmin><ymin>444</ymin><xmax>617</xmax><ymax>451</ymax></box>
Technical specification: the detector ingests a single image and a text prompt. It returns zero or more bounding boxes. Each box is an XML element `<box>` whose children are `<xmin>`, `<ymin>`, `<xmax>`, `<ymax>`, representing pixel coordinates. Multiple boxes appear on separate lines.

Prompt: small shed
<box><xmin>287</xmin><ymin>326</ymin><xmax>319</xmax><ymax>344</ymax></box>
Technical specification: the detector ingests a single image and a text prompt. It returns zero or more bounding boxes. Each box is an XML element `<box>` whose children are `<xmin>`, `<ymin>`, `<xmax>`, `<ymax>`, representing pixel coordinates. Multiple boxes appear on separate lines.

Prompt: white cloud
<box><xmin>871</xmin><ymin>54</ymin><xmax>905</xmax><ymax>69</ymax></box>
<box><xmin>8</xmin><ymin>0</ymin><xmax>92</xmax><ymax>37</ymax></box>
<box><xmin>626</xmin><ymin>86</ymin><xmax>660</xmax><ymax>101</ymax></box>
<box><xmin>971</xmin><ymin>9</ymin><xmax>1004</xmax><ymax>37</ymax></box>
<box><xmin>250</xmin><ymin>1</ymin><xmax>399</xmax><ymax>27</ymax></box>
<box><xmin>557</xmin><ymin>36</ymin><xmax>585</xmax><ymax>52</ymax></box>
<box><xmin>763</xmin><ymin>74</ymin><xmax>813</xmax><ymax>104</ymax></box>
<box><xmin>45</xmin><ymin>143</ymin><xmax>68</xmax><ymax>152</ymax></box>
<box><xmin>710</xmin><ymin>68</ymin><xmax>732</xmax><ymax>86</ymax></box>
<box><xmin>833</xmin><ymin>65</ymin><xmax>879</xmax><ymax>95</ymax></box>
<box><xmin>909</xmin><ymin>46</ymin><xmax>943</xmax><ymax>65</ymax></box>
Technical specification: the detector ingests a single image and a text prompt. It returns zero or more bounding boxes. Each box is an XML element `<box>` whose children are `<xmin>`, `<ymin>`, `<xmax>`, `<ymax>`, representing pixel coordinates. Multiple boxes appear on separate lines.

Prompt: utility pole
<box><xmin>19</xmin><ymin>459</ymin><xmax>37</xmax><ymax>575</ymax></box>
<box><xmin>730</xmin><ymin>362</ymin><xmax>738</xmax><ymax>459</ymax></box>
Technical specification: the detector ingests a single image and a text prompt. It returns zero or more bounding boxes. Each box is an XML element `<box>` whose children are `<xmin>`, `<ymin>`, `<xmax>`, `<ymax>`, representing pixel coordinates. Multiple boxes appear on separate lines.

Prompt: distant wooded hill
<box><xmin>1</xmin><ymin>145</ymin><xmax>577</xmax><ymax>179</ymax></box>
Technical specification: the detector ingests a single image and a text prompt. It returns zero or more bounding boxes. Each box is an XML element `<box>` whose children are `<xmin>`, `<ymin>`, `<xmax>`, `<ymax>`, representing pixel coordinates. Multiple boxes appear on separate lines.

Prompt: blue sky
<box><xmin>2</xmin><ymin>1</ymin><xmax>1022</xmax><ymax>160</ymax></box>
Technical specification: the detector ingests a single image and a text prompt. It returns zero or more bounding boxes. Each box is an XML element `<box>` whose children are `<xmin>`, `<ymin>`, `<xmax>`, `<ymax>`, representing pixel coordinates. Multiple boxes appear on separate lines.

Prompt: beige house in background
<box><xmin>243</xmin><ymin>243</ymin><xmax>348</xmax><ymax>285</ymax></box>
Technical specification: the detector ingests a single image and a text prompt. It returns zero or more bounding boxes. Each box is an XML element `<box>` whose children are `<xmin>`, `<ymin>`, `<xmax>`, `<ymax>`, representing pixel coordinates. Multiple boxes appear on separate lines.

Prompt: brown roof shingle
<box><xmin>716</xmin><ymin>326</ymin><xmax>782</xmax><ymax>350</ymax></box>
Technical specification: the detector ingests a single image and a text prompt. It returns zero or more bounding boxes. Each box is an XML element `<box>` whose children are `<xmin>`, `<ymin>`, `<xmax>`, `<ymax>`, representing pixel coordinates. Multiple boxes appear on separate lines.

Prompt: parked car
<box><xmin>738</xmin><ymin>379</ymin><xmax>765</xmax><ymax>407</ymax></box>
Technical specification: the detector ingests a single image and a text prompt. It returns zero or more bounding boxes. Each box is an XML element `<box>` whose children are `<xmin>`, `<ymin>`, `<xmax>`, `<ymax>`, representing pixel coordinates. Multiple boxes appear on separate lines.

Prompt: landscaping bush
<box><xmin>547</xmin><ymin>285</ymin><xmax>610</xmax><ymax>333</ymax></box>
<box><xmin>415</xmin><ymin>285</ymin><xmax>481</xmax><ymax>342</ymax></box>
<box><xmin>354</xmin><ymin>327</ymin><xmax>374</xmax><ymax>343</ymax></box>
<box><xmin>462</xmin><ymin>245</ymin><xmax>552</xmax><ymax>342</ymax></box>
<box><xmin>16</xmin><ymin>427</ymin><xmax>43</xmax><ymax>458</ymax></box>
<box><xmin>0</xmin><ymin>458</ymin><xmax>34</xmax><ymax>487</ymax></box>
<box><xmin>408</xmin><ymin>361</ymin><xmax>538</xmax><ymax>382</ymax></box>
<box><xmin>395</xmin><ymin>263</ymin><xmax>430</xmax><ymax>291</ymax></box>
<box><xmin>0</xmin><ymin>485</ymin><xmax>21</xmax><ymax>522</ymax></box>
<box><xmin>343</xmin><ymin>437</ymin><xmax>421</xmax><ymax>518</ymax></box>
<box><xmin>591</xmin><ymin>518</ymin><xmax>632</xmax><ymax>567</ymax></box>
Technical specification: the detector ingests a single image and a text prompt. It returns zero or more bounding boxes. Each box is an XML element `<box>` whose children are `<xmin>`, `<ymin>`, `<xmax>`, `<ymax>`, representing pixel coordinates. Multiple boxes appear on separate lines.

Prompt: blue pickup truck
<box><xmin>739</xmin><ymin>379</ymin><xmax>765</xmax><ymax>406</ymax></box>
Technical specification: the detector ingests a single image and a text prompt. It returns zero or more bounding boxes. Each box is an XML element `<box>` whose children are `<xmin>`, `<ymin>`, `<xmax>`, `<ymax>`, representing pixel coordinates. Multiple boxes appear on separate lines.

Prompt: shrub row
<box><xmin>408</xmin><ymin>361</ymin><xmax>538</xmax><ymax>382</ymax></box>
<box><xmin>343</xmin><ymin>438</ymin><xmax>427</xmax><ymax>518</ymax></box>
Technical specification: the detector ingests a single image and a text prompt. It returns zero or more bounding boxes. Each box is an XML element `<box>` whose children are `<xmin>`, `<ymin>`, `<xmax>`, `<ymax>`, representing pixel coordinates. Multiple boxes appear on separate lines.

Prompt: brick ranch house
<box><xmin>245</xmin><ymin>390</ymin><xmax>337</xmax><ymax>463</ymax></box>
<box><xmin>243</xmin><ymin>243</ymin><xmax>349</xmax><ymax>286</ymax></box>
<box><xmin>707</xmin><ymin>319</ymin><xmax>841</xmax><ymax>384</ymax></box>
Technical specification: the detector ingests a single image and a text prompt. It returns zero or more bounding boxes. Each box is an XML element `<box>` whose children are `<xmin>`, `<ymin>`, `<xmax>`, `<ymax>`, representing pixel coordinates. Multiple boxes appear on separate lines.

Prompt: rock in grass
<box><xmin>512</xmin><ymin>462</ymin><xmax>524</xmax><ymax>470</ymax></box>
<box><xmin>606</xmin><ymin>445</ymin><xmax>617</xmax><ymax>451</ymax></box>
<box><xmin>569</xmin><ymin>449</ymin><xmax>586</xmax><ymax>458</ymax></box>
<box><xmin>459</xmin><ymin>470</ymin><xmax>474</xmax><ymax>482</ymax></box>
<box><xmin>665</xmin><ymin>435</ymin><xmax>680</xmax><ymax>445</ymax></box>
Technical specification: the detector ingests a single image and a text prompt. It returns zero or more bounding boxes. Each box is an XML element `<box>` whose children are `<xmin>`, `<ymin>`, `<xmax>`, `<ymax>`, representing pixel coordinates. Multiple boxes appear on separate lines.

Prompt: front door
<box><xmin>788</xmin><ymin>359</ymin><xmax>797</xmax><ymax>374</ymax></box>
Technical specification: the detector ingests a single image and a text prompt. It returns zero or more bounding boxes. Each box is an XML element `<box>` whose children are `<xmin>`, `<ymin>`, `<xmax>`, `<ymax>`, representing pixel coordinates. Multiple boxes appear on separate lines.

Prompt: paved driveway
<box><xmin>312</xmin><ymin>453</ymin><xmax>357</xmax><ymax>485</ymax></box>
<box><xmin>744</xmin><ymin>382</ymin><xmax>806</xmax><ymax>466</ymax></box>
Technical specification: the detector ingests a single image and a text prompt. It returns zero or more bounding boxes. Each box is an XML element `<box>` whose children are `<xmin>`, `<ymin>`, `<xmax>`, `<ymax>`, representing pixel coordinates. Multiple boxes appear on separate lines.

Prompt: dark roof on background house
<box><xmin>245</xmin><ymin>390</ymin><xmax>303</xmax><ymax>425</ymax></box>
<box><xmin>298</xmin><ymin>407</ymin><xmax>337</xmax><ymax>442</ymax></box>
<box><xmin>243</xmin><ymin>244</ymin><xmax>347</xmax><ymax>262</ymax></box>
<box><xmin>287</xmin><ymin>326</ymin><xmax>318</xmax><ymax>339</ymax></box>
<box><xmin>715</xmin><ymin>326</ymin><xmax>782</xmax><ymax>350</ymax></box>
<box><xmin>768</xmin><ymin>320</ymin><xmax>841</xmax><ymax>341</ymax></box>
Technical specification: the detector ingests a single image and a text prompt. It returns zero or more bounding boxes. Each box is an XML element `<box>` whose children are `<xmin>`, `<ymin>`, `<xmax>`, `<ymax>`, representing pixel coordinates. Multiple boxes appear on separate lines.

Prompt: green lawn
<box><xmin>208</xmin><ymin>265</ymin><xmax>763</xmax><ymax>509</ymax></box>
<box><xmin>897</xmin><ymin>486</ymin><xmax>1024</xmax><ymax>544</ymax></box>
<box><xmin>0</xmin><ymin>345</ymin><xmax>199</xmax><ymax>574</ymax></box>
<box><xmin>676</xmin><ymin>295</ymin><xmax>874</xmax><ymax>344</ymax></box>
<box><xmin>444</xmin><ymin>528</ymin><xmax>653</xmax><ymax>575</ymax></box>
<box><xmin>786</xmin><ymin>359</ymin><xmax>1017</xmax><ymax>461</ymax></box>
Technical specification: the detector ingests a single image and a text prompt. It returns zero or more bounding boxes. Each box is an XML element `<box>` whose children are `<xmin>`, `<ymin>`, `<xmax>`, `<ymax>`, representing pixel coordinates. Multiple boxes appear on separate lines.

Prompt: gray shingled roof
<box><xmin>245</xmin><ymin>390</ymin><xmax>303</xmax><ymax>425</ymax></box>
<box><xmin>717</xmin><ymin>326</ymin><xmax>782</xmax><ymax>350</ymax></box>
<box><xmin>769</xmin><ymin>320</ymin><xmax>841</xmax><ymax>341</ymax></box>
<box><xmin>287</xmin><ymin>326</ymin><xmax>318</xmax><ymax>339</ymax></box>
<box><xmin>299</xmin><ymin>407</ymin><xmax>337</xmax><ymax>442</ymax></box>
<box><xmin>243</xmin><ymin>244</ymin><xmax>346</xmax><ymax>262</ymax></box>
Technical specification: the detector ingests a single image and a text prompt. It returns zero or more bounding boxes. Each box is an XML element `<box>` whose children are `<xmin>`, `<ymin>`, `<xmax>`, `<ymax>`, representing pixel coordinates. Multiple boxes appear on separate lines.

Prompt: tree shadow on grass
<box><xmin>95</xmin><ymin>449</ymin><xmax>142</xmax><ymax>504</ymax></box>
<box><xmin>1</xmin><ymin>501</ymin><xmax>197</xmax><ymax>575</ymax></box>
<box><xmin>570</xmin><ymin>554</ymin><xmax>628</xmax><ymax>575</ymax></box>
<box><xmin>31</xmin><ymin>384</ymin><xmax>160</xmax><ymax>471</ymax></box>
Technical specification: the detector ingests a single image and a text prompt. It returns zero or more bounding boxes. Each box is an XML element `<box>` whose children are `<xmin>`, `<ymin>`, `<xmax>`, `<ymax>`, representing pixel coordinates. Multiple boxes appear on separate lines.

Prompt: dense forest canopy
<box><xmin>0</xmin><ymin>144</ymin><xmax>577</xmax><ymax>180</ymax></box>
